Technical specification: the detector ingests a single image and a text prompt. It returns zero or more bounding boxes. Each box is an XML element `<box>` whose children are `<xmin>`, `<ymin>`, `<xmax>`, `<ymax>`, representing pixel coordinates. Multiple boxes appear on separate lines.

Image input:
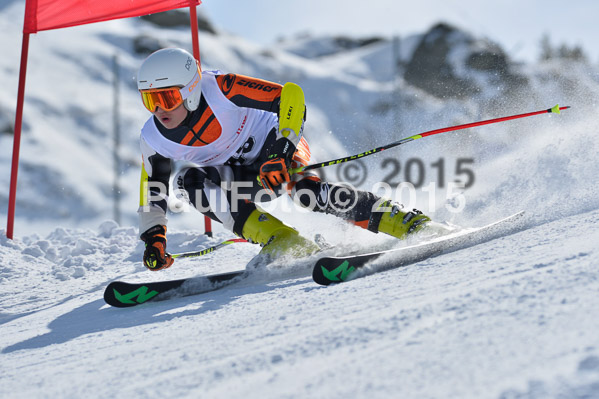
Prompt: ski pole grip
<box><xmin>288</xmin><ymin>166</ymin><xmax>305</xmax><ymax>176</ymax></box>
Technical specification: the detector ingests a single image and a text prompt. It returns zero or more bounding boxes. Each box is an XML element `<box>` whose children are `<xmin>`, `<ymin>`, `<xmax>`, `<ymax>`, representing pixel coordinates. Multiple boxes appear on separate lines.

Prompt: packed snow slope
<box><xmin>1</xmin><ymin>1</ymin><xmax>599</xmax><ymax>398</ymax></box>
<box><xmin>1</xmin><ymin>208</ymin><xmax>599</xmax><ymax>398</ymax></box>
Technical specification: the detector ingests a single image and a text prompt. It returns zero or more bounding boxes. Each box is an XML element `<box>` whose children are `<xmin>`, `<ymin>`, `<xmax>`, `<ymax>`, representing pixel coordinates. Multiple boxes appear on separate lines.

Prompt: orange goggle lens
<box><xmin>140</xmin><ymin>88</ymin><xmax>184</xmax><ymax>112</ymax></box>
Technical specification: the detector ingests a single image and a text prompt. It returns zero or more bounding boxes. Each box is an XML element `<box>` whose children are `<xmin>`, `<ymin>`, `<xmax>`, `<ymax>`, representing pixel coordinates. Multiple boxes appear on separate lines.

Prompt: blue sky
<box><xmin>203</xmin><ymin>0</ymin><xmax>598</xmax><ymax>63</ymax></box>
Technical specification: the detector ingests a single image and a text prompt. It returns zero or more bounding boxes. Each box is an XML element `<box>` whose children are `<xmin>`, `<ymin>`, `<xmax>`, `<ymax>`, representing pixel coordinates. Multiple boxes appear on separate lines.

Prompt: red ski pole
<box><xmin>290</xmin><ymin>104</ymin><xmax>570</xmax><ymax>175</ymax></box>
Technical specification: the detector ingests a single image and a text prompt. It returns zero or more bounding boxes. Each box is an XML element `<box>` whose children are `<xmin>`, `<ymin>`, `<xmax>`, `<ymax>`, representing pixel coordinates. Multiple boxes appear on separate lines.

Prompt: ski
<box><xmin>313</xmin><ymin>211</ymin><xmax>526</xmax><ymax>286</ymax></box>
<box><xmin>103</xmin><ymin>270</ymin><xmax>247</xmax><ymax>308</ymax></box>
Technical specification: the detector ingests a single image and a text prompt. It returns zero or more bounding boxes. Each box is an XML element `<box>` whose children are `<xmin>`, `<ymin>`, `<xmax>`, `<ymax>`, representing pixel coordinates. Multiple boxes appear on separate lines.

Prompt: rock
<box><xmin>140</xmin><ymin>9</ymin><xmax>216</xmax><ymax>33</ymax></box>
<box><xmin>404</xmin><ymin>23</ymin><xmax>528</xmax><ymax>99</ymax></box>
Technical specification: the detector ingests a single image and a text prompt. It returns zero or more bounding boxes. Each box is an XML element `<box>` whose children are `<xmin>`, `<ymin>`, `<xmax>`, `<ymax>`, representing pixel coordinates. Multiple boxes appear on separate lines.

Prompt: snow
<box><xmin>1</xmin><ymin>210</ymin><xmax>599</xmax><ymax>398</ymax></box>
<box><xmin>1</xmin><ymin>1</ymin><xmax>599</xmax><ymax>398</ymax></box>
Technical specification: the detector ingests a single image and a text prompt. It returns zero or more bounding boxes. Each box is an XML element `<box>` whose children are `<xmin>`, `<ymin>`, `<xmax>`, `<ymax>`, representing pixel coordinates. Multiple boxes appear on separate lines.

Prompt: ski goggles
<box><xmin>139</xmin><ymin>66</ymin><xmax>201</xmax><ymax>112</ymax></box>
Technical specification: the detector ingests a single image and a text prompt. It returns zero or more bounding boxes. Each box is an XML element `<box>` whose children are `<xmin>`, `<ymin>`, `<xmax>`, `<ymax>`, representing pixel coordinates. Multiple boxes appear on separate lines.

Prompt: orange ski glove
<box><xmin>259</xmin><ymin>157</ymin><xmax>290</xmax><ymax>193</ymax></box>
<box><xmin>140</xmin><ymin>225</ymin><xmax>174</xmax><ymax>271</ymax></box>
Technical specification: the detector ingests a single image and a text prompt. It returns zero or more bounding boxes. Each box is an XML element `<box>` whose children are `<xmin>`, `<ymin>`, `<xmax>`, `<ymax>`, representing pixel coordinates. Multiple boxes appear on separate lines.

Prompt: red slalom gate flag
<box><xmin>23</xmin><ymin>0</ymin><xmax>201</xmax><ymax>33</ymax></box>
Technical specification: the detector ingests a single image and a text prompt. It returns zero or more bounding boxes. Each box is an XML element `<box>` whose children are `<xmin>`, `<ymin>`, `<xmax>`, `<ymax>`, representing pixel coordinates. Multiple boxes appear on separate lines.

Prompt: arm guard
<box><xmin>269</xmin><ymin>82</ymin><xmax>306</xmax><ymax>162</ymax></box>
<box><xmin>138</xmin><ymin>137</ymin><xmax>172</xmax><ymax>235</ymax></box>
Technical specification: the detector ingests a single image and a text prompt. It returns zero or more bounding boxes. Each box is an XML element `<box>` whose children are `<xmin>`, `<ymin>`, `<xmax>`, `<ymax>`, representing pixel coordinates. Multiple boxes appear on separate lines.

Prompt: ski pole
<box><xmin>171</xmin><ymin>238</ymin><xmax>248</xmax><ymax>259</ymax></box>
<box><xmin>289</xmin><ymin>104</ymin><xmax>570</xmax><ymax>176</ymax></box>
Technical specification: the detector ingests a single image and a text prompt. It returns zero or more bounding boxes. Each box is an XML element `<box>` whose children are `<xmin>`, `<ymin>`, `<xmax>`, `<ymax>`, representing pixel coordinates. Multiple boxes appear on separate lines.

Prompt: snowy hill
<box><xmin>1</xmin><ymin>1</ymin><xmax>599</xmax><ymax>398</ymax></box>
<box><xmin>1</xmin><ymin>203</ymin><xmax>599</xmax><ymax>398</ymax></box>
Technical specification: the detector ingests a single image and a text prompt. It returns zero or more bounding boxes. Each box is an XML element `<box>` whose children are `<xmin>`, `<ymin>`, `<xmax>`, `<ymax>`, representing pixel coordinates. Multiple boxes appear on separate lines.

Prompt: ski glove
<box><xmin>140</xmin><ymin>225</ymin><xmax>174</xmax><ymax>271</ymax></box>
<box><xmin>259</xmin><ymin>137</ymin><xmax>296</xmax><ymax>193</ymax></box>
<box><xmin>259</xmin><ymin>157</ymin><xmax>290</xmax><ymax>193</ymax></box>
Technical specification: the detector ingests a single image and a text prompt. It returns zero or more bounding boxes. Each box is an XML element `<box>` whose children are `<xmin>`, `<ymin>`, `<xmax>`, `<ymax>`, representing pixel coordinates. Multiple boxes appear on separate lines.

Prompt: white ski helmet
<box><xmin>137</xmin><ymin>48</ymin><xmax>202</xmax><ymax>112</ymax></box>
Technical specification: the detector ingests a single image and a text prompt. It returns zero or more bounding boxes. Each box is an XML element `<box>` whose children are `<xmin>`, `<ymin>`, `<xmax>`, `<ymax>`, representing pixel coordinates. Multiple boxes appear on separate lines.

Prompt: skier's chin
<box><xmin>159</xmin><ymin>117</ymin><xmax>176</xmax><ymax>128</ymax></box>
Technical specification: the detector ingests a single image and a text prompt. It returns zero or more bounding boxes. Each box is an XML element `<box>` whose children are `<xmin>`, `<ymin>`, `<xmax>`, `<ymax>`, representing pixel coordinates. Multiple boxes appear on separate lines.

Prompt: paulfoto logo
<box><xmin>141</xmin><ymin>156</ymin><xmax>475</xmax><ymax>218</ymax></box>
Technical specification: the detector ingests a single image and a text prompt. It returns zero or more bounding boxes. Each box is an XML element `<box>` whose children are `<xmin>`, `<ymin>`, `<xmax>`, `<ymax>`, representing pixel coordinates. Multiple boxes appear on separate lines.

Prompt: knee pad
<box><xmin>173</xmin><ymin>167</ymin><xmax>210</xmax><ymax>208</ymax></box>
<box><xmin>292</xmin><ymin>179</ymin><xmax>328</xmax><ymax>211</ymax></box>
<box><xmin>174</xmin><ymin>167</ymin><xmax>204</xmax><ymax>190</ymax></box>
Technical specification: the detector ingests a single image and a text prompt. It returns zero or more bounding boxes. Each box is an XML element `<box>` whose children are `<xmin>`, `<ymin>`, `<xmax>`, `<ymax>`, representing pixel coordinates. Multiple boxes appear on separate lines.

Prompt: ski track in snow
<box><xmin>1</xmin><ymin>209</ymin><xmax>598</xmax><ymax>399</ymax></box>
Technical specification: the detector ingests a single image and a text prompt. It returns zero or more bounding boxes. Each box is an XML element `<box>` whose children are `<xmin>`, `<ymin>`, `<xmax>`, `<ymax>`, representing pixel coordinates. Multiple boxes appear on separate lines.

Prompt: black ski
<box><xmin>313</xmin><ymin>211</ymin><xmax>525</xmax><ymax>286</ymax></box>
<box><xmin>104</xmin><ymin>270</ymin><xmax>247</xmax><ymax>308</ymax></box>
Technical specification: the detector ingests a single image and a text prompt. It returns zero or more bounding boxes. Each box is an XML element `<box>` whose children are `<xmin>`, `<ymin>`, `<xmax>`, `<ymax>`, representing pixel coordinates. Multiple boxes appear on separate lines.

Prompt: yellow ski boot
<box><xmin>241</xmin><ymin>209</ymin><xmax>320</xmax><ymax>259</ymax></box>
<box><xmin>370</xmin><ymin>200</ymin><xmax>431</xmax><ymax>239</ymax></box>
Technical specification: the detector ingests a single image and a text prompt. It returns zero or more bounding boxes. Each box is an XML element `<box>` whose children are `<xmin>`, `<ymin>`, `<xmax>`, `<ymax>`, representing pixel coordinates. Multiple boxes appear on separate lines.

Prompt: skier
<box><xmin>137</xmin><ymin>48</ymin><xmax>430</xmax><ymax>270</ymax></box>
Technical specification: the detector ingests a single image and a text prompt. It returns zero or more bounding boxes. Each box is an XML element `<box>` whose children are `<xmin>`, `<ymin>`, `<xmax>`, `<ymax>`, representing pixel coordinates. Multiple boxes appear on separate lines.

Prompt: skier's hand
<box><xmin>259</xmin><ymin>157</ymin><xmax>290</xmax><ymax>193</ymax></box>
<box><xmin>140</xmin><ymin>225</ymin><xmax>174</xmax><ymax>271</ymax></box>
